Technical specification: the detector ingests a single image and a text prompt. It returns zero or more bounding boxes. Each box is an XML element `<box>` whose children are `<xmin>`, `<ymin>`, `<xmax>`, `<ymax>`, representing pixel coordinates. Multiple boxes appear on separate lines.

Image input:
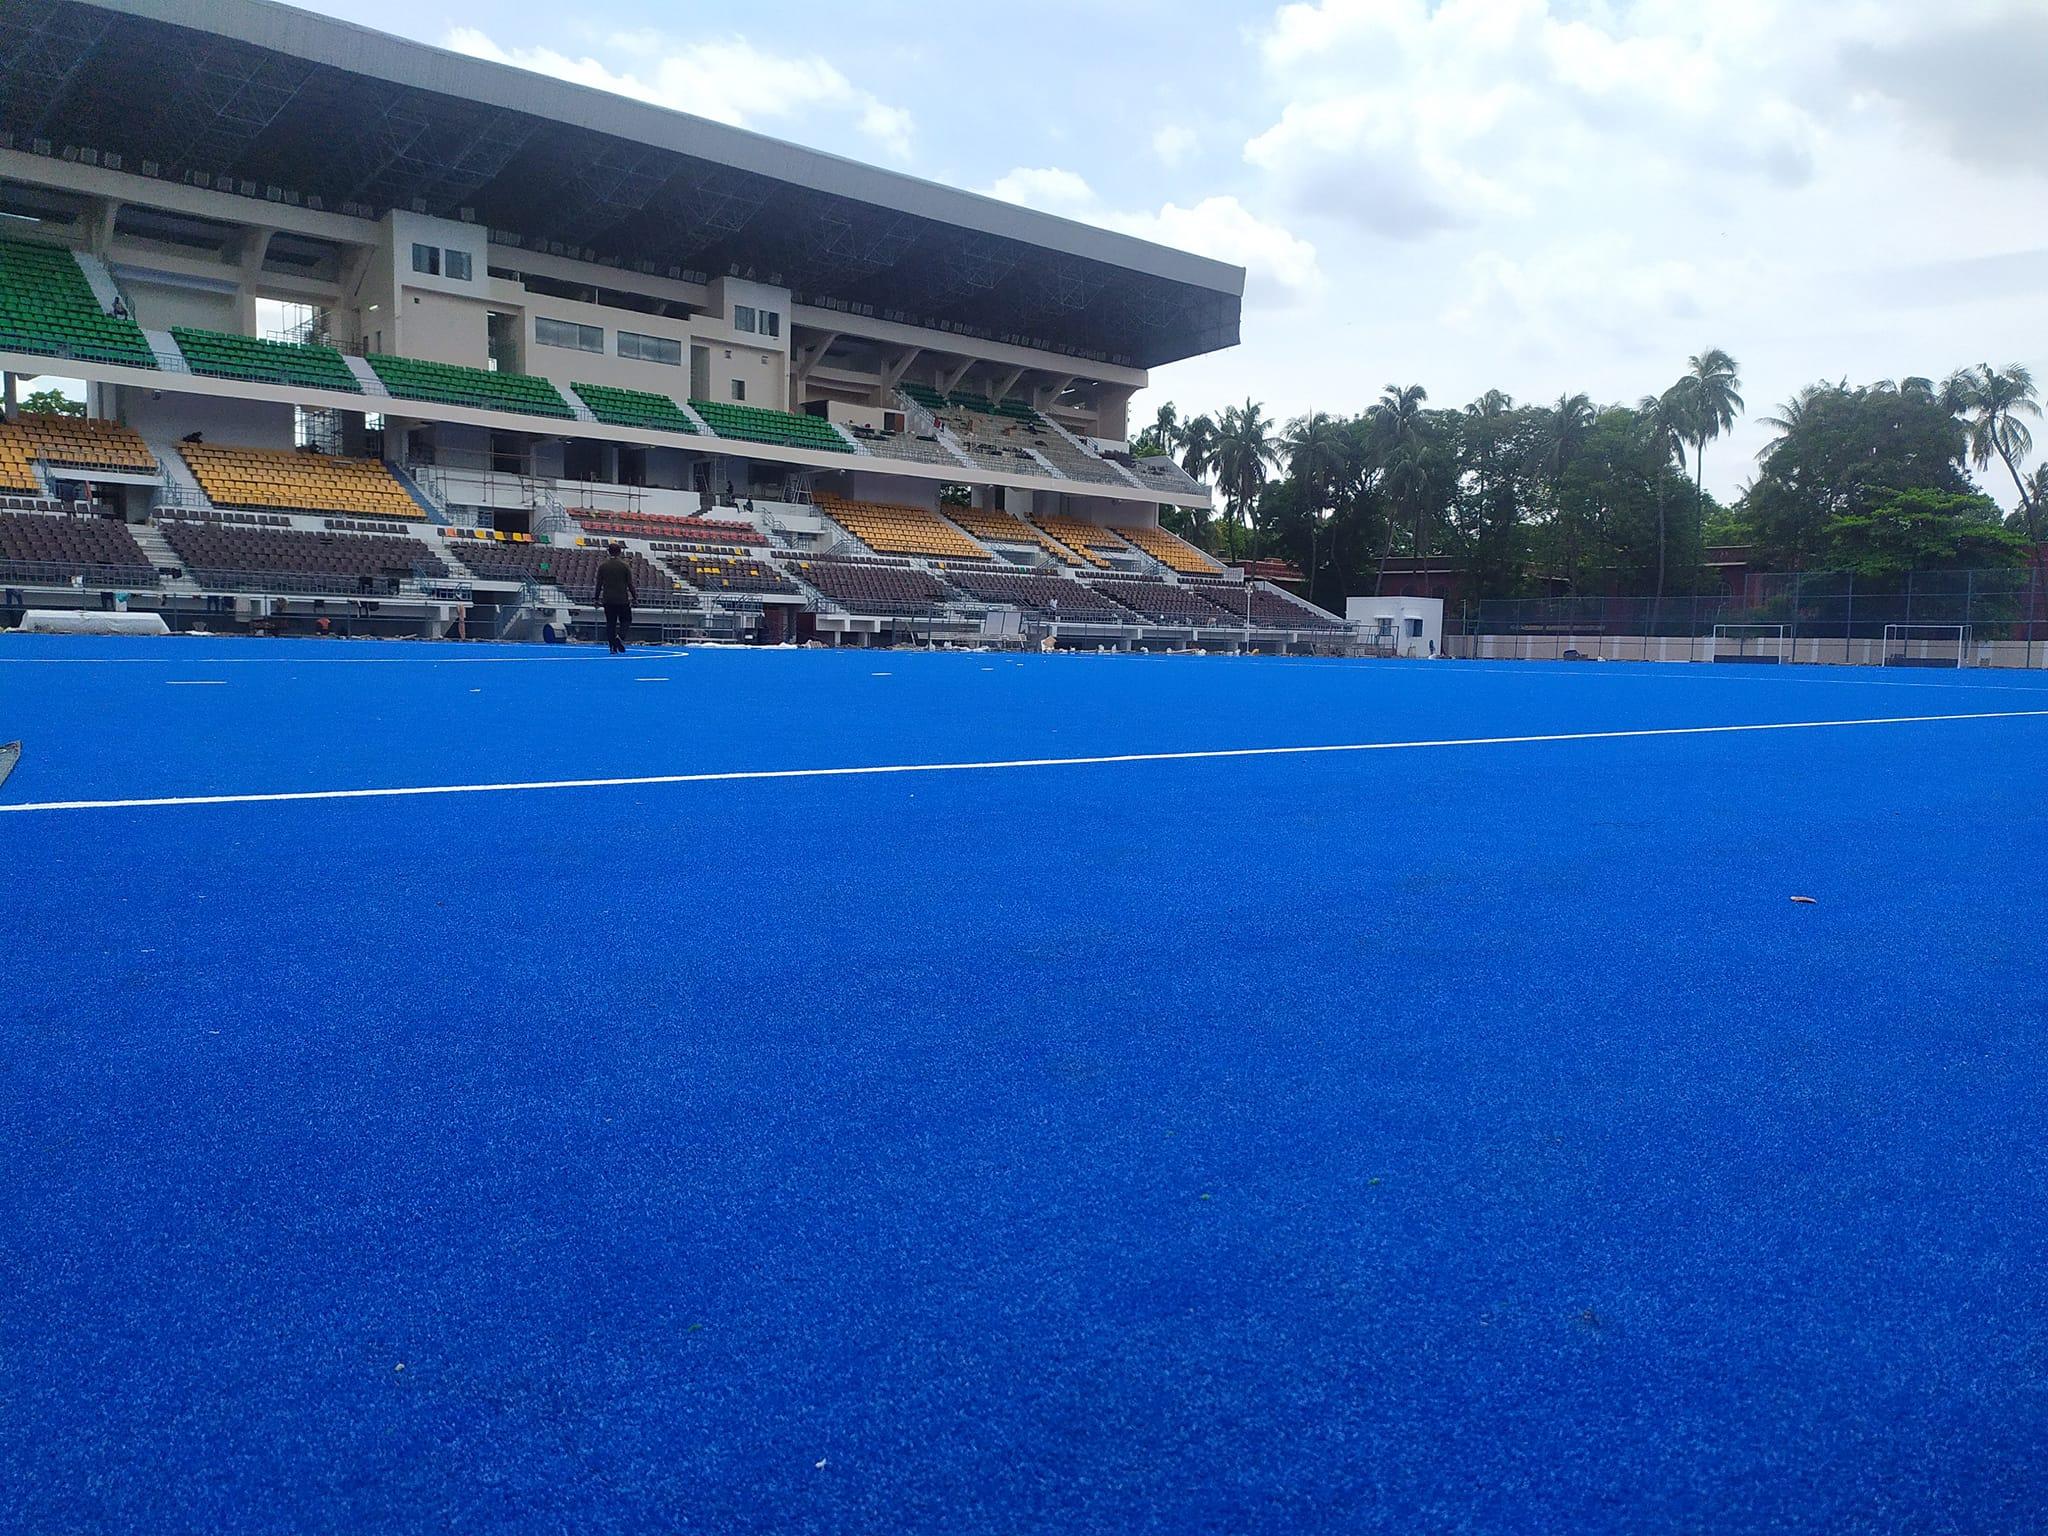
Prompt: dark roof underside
<box><xmin>0</xmin><ymin>0</ymin><xmax>1241</xmax><ymax>369</ymax></box>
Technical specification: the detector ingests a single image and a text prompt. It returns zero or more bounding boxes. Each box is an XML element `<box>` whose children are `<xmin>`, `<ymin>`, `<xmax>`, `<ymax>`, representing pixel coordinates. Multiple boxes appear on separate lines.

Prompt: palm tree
<box><xmin>1639</xmin><ymin>389</ymin><xmax>1690</xmax><ymax>602</ymax></box>
<box><xmin>1212</xmin><ymin>398</ymin><xmax>1277</xmax><ymax>560</ymax></box>
<box><xmin>1668</xmin><ymin>349</ymin><xmax>1744</xmax><ymax>575</ymax></box>
<box><xmin>1178</xmin><ymin>412</ymin><xmax>1219</xmax><ymax>546</ymax></box>
<box><xmin>1540</xmin><ymin>393</ymin><xmax>1596</xmax><ymax>591</ymax></box>
<box><xmin>1951</xmin><ymin>363</ymin><xmax>2041</xmax><ymax>543</ymax></box>
<box><xmin>1147</xmin><ymin>401</ymin><xmax>1182</xmax><ymax>460</ymax></box>
<box><xmin>1283</xmin><ymin>410</ymin><xmax>1349</xmax><ymax>607</ymax></box>
<box><xmin>1367</xmin><ymin>383</ymin><xmax>1427</xmax><ymax>593</ymax></box>
<box><xmin>1756</xmin><ymin>383</ymin><xmax>1825</xmax><ymax>449</ymax></box>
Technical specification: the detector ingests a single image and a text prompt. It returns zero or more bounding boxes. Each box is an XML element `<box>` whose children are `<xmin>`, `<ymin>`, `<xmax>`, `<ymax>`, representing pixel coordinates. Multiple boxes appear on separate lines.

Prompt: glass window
<box><xmin>734</xmin><ymin>305</ymin><xmax>756</xmax><ymax>334</ymax></box>
<box><xmin>761</xmin><ymin>311</ymin><xmax>780</xmax><ymax>339</ymax></box>
<box><xmin>445</xmin><ymin>249</ymin><xmax>472</xmax><ymax>283</ymax></box>
<box><xmin>410</xmin><ymin>243</ymin><xmax>439</xmax><ymax>276</ymax></box>
<box><xmin>535</xmin><ymin>317</ymin><xmax>604</xmax><ymax>353</ymax></box>
<box><xmin>731</xmin><ymin>379</ymin><xmax>747</xmax><ymax>401</ymax></box>
<box><xmin>617</xmin><ymin>330</ymin><xmax>682</xmax><ymax>366</ymax></box>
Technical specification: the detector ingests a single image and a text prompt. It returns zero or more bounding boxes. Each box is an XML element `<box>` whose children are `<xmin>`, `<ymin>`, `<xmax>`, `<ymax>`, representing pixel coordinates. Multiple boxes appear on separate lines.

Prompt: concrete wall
<box><xmin>113</xmin><ymin>267</ymin><xmax>240</xmax><ymax>333</ymax></box>
<box><xmin>1347</xmin><ymin>596</ymin><xmax>1444</xmax><ymax>657</ymax></box>
<box><xmin>118</xmin><ymin>385</ymin><xmax>296</xmax><ymax>449</ymax></box>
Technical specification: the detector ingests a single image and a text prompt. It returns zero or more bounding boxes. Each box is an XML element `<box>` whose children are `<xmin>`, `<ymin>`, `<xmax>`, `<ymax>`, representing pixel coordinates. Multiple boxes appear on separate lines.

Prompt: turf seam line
<box><xmin>5</xmin><ymin>708</ymin><xmax>2047</xmax><ymax>814</ymax></box>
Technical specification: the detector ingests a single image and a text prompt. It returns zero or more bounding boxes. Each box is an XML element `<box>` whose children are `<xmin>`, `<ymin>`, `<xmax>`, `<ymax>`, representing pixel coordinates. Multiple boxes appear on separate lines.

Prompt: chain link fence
<box><xmin>1453</xmin><ymin>566</ymin><xmax>2048</xmax><ymax>667</ymax></box>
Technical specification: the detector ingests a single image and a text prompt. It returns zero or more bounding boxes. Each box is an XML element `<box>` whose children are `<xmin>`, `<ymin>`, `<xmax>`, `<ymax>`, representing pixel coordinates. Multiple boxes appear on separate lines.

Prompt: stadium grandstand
<box><xmin>0</xmin><ymin>0</ymin><xmax>1358</xmax><ymax>650</ymax></box>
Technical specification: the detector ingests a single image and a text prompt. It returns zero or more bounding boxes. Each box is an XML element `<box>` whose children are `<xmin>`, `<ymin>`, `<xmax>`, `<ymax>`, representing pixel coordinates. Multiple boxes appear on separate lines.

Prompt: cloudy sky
<box><xmin>304</xmin><ymin>0</ymin><xmax>2045</xmax><ymax>501</ymax></box>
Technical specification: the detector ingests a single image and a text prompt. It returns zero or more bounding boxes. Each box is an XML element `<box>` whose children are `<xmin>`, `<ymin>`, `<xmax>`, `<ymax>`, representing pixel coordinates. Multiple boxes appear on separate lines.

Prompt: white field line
<box><xmin>3</xmin><ymin>708</ymin><xmax>2045</xmax><ymax>815</ymax></box>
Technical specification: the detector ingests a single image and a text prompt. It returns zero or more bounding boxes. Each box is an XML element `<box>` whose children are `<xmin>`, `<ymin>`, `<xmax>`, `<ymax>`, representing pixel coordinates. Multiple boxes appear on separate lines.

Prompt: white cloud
<box><xmin>444</xmin><ymin>27</ymin><xmax>915</xmax><ymax>159</ymax></box>
<box><xmin>1152</xmin><ymin>124</ymin><xmax>1198</xmax><ymax>168</ymax></box>
<box><xmin>1243</xmin><ymin>0</ymin><xmax>1828</xmax><ymax>237</ymax></box>
<box><xmin>985</xmin><ymin>168</ymin><xmax>1322</xmax><ymax>310</ymax></box>
<box><xmin>986</xmin><ymin>167</ymin><xmax>1096</xmax><ymax>214</ymax></box>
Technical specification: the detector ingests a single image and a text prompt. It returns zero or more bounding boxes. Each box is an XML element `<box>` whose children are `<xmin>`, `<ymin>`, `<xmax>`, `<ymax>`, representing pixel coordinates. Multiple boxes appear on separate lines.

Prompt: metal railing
<box><xmin>0</xmin><ymin>559</ymin><xmax>156</xmax><ymax>589</ymax></box>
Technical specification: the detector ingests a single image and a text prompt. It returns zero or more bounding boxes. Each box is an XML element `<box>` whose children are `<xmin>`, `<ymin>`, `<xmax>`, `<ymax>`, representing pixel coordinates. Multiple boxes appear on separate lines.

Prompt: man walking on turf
<box><xmin>595</xmin><ymin>541</ymin><xmax>636</xmax><ymax>654</ymax></box>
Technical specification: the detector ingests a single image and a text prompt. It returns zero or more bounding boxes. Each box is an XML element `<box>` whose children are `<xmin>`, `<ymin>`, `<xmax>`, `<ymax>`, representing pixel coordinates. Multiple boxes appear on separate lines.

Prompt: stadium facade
<box><xmin>0</xmin><ymin>0</ymin><xmax>1356</xmax><ymax>646</ymax></box>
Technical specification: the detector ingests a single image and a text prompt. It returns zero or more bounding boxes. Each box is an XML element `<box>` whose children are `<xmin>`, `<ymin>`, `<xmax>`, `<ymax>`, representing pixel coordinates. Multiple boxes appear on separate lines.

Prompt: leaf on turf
<box><xmin>1790</xmin><ymin>896</ymin><xmax>1818</xmax><ymax>904</ymax></box>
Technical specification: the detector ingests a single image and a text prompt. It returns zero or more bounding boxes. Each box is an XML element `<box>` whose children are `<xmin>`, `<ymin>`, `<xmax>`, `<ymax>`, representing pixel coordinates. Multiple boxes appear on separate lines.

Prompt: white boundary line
<box><xmin>4</xmin><ymin>708</ymin><xmax>2045</xmax><ymax>815</ymax></box>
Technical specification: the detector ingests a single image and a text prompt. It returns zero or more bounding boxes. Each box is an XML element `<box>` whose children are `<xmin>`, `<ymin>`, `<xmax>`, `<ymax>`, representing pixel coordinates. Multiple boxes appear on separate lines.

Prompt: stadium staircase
<box><xmin>69</xmin><ymin>250</ymin><xmax>128</xmax><ymax>318</ymax></box>
<box><xmin>149</xmin><ymin>438</ymin><xmax>212</xmax><ymax>513</ymax></box>
<box><xmin>1018</xmin><ymin>444</ymin><xmax>1063</xmax><ymax>480</ymax></box>
<box><xmin>564</xmin><ymin>392</ymin><xmax>598</xmax><ymax>425</ymax></box>
<box><xmin>1038</xmin><ymin>414</ymin><xmax>1147</xmax><ymax>490</ymax></box>
<box><xmin>385</xmin><ymin>459</ymin><xmax>471</xmax><ymax>527</ymax></box>
<box><xmin>128</xmin><ymin>520</ymin><xmax>202</xmax><ymax>594</ymax></box>
<box><xmin>138</xmin><ymin>327</ymin><xmax>187</xmax><ymax>372</ymax></box>
<box><xmin>341</xmin><ymin>356</ymin><xmax>391</xmax><ymax>397</ymax></box>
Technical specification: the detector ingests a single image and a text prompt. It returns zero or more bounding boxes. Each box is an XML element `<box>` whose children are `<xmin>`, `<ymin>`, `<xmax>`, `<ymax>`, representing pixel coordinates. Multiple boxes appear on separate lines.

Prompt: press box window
<box><xmin>760</xmin><ymin>311</ymin><xmax>780</xmax><ymax>339</ymax></box>
<box><xmin>536</xmin><ymin>317</ymin><xmax>604</xmax><ymax>354</ymax></box>
<box><xmin>410</xmin><ymin>243</ymin><xmax>439</xmax><ymax>276</ymax></box>
<box><xmin>734</xmin><ymin>305</ymin><xmax>757</xmax><ymax>334</ymax></box>
<box><xmin>445</xmin><ymin>250</ymin><xmax>472</xmax><ymax>283</ymax></box>
<box><xmin>618</xmin><ymin>331</ymin><xmax>682</xmax><ymax>366</ymax></box>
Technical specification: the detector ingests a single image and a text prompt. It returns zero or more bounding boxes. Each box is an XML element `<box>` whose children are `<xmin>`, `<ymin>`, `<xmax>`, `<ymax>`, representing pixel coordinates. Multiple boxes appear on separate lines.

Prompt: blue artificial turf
<box><xmin>3</xmin><ymin>636</ymin><xmax>2047</xmax><ymax>1533</ymax></box>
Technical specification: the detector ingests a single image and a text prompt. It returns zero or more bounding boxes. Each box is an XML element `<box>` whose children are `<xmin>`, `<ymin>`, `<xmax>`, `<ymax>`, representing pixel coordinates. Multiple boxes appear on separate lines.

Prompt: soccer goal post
<box><xmin>1882</xmin><ymin>623</ymin><xmax>1969</xmax><ymax>668</ymax></box>
<box><xmin>1709</xmin><ymin>623</ymin><xmax>1788</xmax><ymax>664</ymax></box>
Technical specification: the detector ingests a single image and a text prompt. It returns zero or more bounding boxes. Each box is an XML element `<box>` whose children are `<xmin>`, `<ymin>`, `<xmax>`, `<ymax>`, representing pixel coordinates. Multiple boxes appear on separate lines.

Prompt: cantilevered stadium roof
<box><xmin>0</xmin><ymin>0</ymin><xmax>1245</xmax><ymax>369</ymax></box>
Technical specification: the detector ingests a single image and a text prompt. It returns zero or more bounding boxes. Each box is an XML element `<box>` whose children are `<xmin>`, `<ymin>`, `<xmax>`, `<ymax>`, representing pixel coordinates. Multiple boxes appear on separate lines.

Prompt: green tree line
<box><xmin>1136</xmin><ymin>357</ymin><xmax>2041</xmax><ymax>611</ymax></box>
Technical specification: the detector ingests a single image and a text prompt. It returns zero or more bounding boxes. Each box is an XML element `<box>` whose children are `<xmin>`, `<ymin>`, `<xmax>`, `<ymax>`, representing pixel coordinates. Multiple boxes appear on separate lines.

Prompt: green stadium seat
<box><xmin>366</xmin><ymin>354</ymin><xmax>574</xmax><ymax>418</ymax></box>
<box><xmin>0</xmin><ymin>239</ymin><xmax>155</xmax><ymax>369</ymax></box>
<box><xmin>171</xmin><ymin>328</ymin><xmax>362</xmax><ymax>393</ymax></box>
<box><xmin>687</xmin><ymin>398</ymin><xmax>850</xmax><ymax>453</ymax></box>
<box><xmin>572</xmin><ymin>383</ymin><xmax>699</xmax><ymax>434</ymax></box>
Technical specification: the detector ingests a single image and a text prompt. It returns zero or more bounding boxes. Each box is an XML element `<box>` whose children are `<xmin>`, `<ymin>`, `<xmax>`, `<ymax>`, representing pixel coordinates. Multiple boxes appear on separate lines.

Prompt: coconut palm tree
<box><xmin>1283</xmin><ymin>410</ymin><xmax>1349</xmax><ymax>607</ymax></box>
<box><xmin>1366</xmin><ymin>384</ymin><xmax>1428</xmax><ymax>593</ymax></box>
<box><xmin>1950</xmin><ymin>363</ymin><xmax>2041</xmax><ymax>543</ymax></box>
<box><xmin>1756</xmin><ymin>383</ymin><xmax>1826</xmax><ymax>449</ymax></box>
<box><xmin>1147</xmin><ymin>401</ymin><xmax>1183</xmax><ymax>460</ymax></box>
<box><xmin>1212</xmin><ymin>398</ymin><xmax>1277</xmax><ymax>559</ymax></box>
<box><xmin>1178</xmin><ymin>412</ymin><xmax>1219</xmax><ymax>546</ymax></box>
<box><xmin>1540</xmin><ymin>393</ymin><xmax>1597</xmax><ymax>591</ymax></box>
<box><xmin>1639</xmin><ymin>388</ymin><xmax>1690</xmax><ymax>602</ymax></box>
<box><xmin>1669</xmin><ymin>349</ymin><xmax>1744</xmax><ymax>573</ymax></box>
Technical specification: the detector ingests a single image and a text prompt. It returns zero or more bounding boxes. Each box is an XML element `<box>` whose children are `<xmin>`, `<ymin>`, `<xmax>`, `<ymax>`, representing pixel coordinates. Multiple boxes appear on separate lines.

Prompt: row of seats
<box><xmin>367</xmin><ymin>354</ymin><xmax>575</xmax><ymax>418</ymax></box>
<box><xmin>1117</xmin><ymin>523</ymin><xmax>1223</xmax><ymax>575</ymax></box>
<box><xmin>10</xmin><ymin>414</ymin><xmax>156</xmax><ymax>473</ymax></box>
<box><xmin>901</xmin><ymin>385</ymin><xmax>1128</xmax><ymax>486</ymax></box>
<box><xmin>178</xmin><ymin>442</ymin><xmax>419</xmax><ymax>519</ymax></box>
<box><xmin>172</xmin><ymin>327</ymin><xmax>361</xmax><ymax>393</ymax></box>
<box><xmin>572</xmin><ymin>382</ymin><xmax>699</xmax><ymax>435</ymax></box>
<box><xmin>1088</xmin><ymin>577</ymin><xmax>1239</xmax><ymax>625</ymax></box>
<box><xmin>0</xmin><ymin>239</ymin><xmax>154</xmax><ymax>368</ymax></box>
<box><xmin>689</xmin><ymin>399</ymin><xmax>850</xmax><ymax>454</ymax></box>
<box><xmin>0</xmin><ymin>510</ymin><xmax>155</xmax><ymax>585</ymax></box>
<box><xmin>572</xmin><ymin>509</ymin><xmax>765</xmax><ymax>547</ymax></box>
<box><xmin>787</xmin><ymin>558</ymin><xmax>953</xmax><ymax>615</ymax></box>
<box><xmin>1188</xmin><ymin>580</ymin><xmax>1346</xmax><ymax>629</ymax></box>
<box><xmin>447</xmin><ymin>539</ymin><xmax>679</xmax><ymax>604</ymax></box>
<box><xmin>1033</xmin><ymin>514</ymin><xmax>1128</xmax><ymax>569</ymax></box>
<box><xmin>812</xmin><ymin>492</ymin><xmax>986</xmax><ymax>561</ymax></box>
<box><xmin>842</xmin><ymin>422</ymin><xmax>963</xmax><ymax>467</ymax></box>
<box><xmin>159</xmin><ymin>519</ymin><xmax>448</xmax><ymax>589</ymax></box>
<box><xmin>665</xmin><ymin>552</ymin><xmax>798</xmax><ymax>595</ymax></box>
<box><xmin>0</xmin><ymin>427</ymin><xmax>38</xmax><ymax>492</ymax></box>
<box><xmin>943</xmin><ymin>567</ymin><xmax>1133</xmax><ymax>622</ymax></box>
<box><xmin>944</xmin><ymin>505</ymin><xmax>1085</xmax><ymax>566</ymax></box>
